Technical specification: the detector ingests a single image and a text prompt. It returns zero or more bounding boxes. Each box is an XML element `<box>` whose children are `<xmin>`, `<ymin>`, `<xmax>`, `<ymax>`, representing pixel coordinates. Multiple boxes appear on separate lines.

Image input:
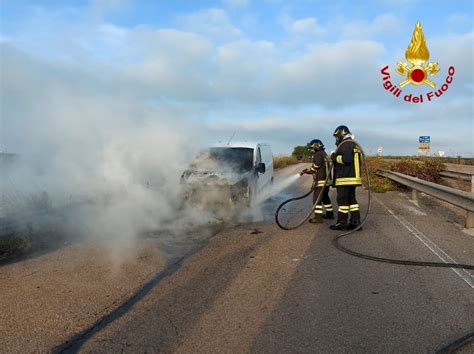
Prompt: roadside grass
<box><xmin>273</xmin><ymin>155</ymin><xmax>299</xmax><ymax>169</ymax></box>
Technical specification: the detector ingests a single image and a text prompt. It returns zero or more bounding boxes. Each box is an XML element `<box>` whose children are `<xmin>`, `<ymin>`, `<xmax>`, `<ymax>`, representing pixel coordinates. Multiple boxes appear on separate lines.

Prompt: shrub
<box><xmin>0</xmin><ymin>231</ymin><xmax>32</xmax><ymax>262</ymax></box>
<box><xmin>391</xmin><ymin>158</ymin><xmax>444</xmax><ymax>184</ymax></box>
<box><xmin>360</xmin><ymin>157</ymin><xmax>444</xmax><ymax>192</ymax></box>
<box><xmin>291</xmin><ymin>145</ymin><xmax>312</xmax><ymax>160</ymax></box>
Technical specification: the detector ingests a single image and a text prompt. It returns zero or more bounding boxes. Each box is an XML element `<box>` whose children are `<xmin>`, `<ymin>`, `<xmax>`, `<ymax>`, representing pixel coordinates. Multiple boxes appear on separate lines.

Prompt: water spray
<box><xmin>254</xmin><ymin>174</ymin><xmax>300</xmax><ymax>205</ymax></box>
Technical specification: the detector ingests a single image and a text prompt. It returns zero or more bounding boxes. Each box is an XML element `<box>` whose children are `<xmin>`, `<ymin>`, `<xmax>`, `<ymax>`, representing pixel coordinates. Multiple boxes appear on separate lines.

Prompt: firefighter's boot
<box><xmin>349</xmin><ymin>209</ymin><xmax>362</xmax><ymax>231</ymax></box>
<box><xmin>323</xmin><ymin>204</ymin><xmax>334</xmax><ymax>219</ymax></box>
<box><xmin>323</xmin><ymin>210</ymin><xmax>334</xmax><ymax>219</ymax></box>
<box><xmin>330</xmin><ymin>206</ymin><xmax>349</xmax><ymax>230</ymax></box>
<box><xmin>309</xmin><ymin>206</ymin><xmax>323</xmax><ymax>223</ymax></box>
<box><xmin>309</xmin><ymin>213</ymin><xmax>323</xmax><ymax>224</ymax></box>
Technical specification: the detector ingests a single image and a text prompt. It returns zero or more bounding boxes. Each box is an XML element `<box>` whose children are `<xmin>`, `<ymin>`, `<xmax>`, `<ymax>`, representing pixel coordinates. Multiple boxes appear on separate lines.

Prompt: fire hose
<box><xmin>274</xmin><ymin>139</ymin><xmax>474</xmax><ymax>270</ymax></box>
<box><xmin>274</xmin><ymin>139</ymin><xmax>474</xmax><ymax>351</ymax></box>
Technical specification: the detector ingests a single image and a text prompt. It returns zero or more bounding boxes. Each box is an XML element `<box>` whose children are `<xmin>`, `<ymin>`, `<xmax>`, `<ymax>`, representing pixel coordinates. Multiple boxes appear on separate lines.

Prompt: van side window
<box><xmin>264</xmin><ymin>146</ymin><xmax>270</xmax><ymax>163</ymax></box>
<box><xmin>261</xmin><ymin>146</ymin><xmax>271</xmax><ymax>164</ymax></box>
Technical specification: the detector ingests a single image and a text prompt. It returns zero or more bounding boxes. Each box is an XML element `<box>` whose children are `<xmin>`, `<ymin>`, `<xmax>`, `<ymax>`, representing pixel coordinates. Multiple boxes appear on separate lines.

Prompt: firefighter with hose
<box><xmin>330</xmin><ymin>125</ymin><xmax>362</xmax><ymax>231</ymax></box>
<box><xmin>300</xmin><ymin>139</ymin><xmax>334</xmax><ymax>223</ymax></box>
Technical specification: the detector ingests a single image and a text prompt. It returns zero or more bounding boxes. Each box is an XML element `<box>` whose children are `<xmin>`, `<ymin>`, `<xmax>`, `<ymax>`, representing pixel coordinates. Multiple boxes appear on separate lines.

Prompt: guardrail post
<box><xmin>411</xmin><ymin>189</ymin><xmax>418</xmax><ymax>203</ymax></box>
<box><xmin>466</xmin><ymin>212</ymin><xmax>474</xmax><ymax>229</ymax></box>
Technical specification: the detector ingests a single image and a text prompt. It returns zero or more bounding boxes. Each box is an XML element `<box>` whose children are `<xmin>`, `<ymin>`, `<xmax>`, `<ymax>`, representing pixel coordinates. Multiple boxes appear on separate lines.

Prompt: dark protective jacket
<box><xmin>310</xmin><ymin>149</ymin><xmax>332</xmax><ymax>187</ymax></box>
<box><xmin>332</xmin><ymin>139</ymin><xmax>362</xmax><ymax>186</ymax></box>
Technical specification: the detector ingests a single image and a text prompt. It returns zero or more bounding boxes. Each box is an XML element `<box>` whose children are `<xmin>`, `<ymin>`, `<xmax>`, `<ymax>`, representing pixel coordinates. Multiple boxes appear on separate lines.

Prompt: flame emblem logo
<box><xmin>396</xmin><ymin>21</ymin><xmax>439</xmax><ymax>87</ymax></box>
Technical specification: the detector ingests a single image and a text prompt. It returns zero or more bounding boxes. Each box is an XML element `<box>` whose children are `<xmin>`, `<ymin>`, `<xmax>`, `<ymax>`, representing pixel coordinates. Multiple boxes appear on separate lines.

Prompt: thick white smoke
<box><xmin>1</xmin><ymin>44</ymin><xmax>214</xmax><ymax>263</ymax></box>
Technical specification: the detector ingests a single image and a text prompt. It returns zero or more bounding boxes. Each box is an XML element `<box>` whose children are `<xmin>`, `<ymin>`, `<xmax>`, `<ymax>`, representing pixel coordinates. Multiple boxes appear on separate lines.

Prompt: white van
<box><xmin>181</xmin><ymin>142</ymin><xmax>274</xmax><ymax>207</ymax></box>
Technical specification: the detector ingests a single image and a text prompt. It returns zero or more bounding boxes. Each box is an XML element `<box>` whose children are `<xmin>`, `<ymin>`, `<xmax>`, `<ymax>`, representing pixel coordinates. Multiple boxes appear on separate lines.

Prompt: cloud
<box><xmin>207</xmin><ymin>95</ymin><xmax>473</xmax><ymax>156</ymax></box>
<box><xmin>106</xmin><ymin>26</ymin><xmax>387</xmax><ymax>107</ymax></box>
<box><xmin>1</xmin><ymin>4</ymin><xmax>472</xmax><ymax>158</ymax></box>
<box><xmin>177</xmin><ymin>8</ymin><xmax>241</xmax><ymax>41</ymax></box>
<box><xmin>1</xmin><ymin>43</ymin><xmax>227</xmax><ymax>263</ymax></box>
<box><xmin>63</xmin><ymin>20</ymin><xmax>386</xmax><ymax>108</ymax></box>
<box><xmin>429</xmin><ymin>31</ymin><xmax>473</xmax><ymax>95</ymax></box>
<box><xmin>341</xmin><ymin>13</ymin><xmax>401</xmax><ymax>39</ymax></box>
<box><xmin>446</xmin><ymin>13</ymin><xmax>472</xmax><ymax>28</ymax></box>
<box><xmin>87</xmin><ymin>0</ymin><xmax>128</xmax><ymax>22</ymax></box>
<box><xmin>283</xmin><ymin>17</ymin><xmax>326</xmax><ymax>36</ymax></box>
<box><xmin>222</xmin><ymin>0</ymin><xmax>249</xmax><ymax>6</ymax></box>
<box><xmin>264</xmin><ymin>40</ymin><xmax>386</xmax><ymax>106</ymax></box>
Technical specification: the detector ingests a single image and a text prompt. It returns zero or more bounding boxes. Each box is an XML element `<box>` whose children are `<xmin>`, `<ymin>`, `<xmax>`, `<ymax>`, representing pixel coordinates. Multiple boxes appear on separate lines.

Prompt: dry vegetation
<box><xmin>272</xmin><ymin>155</ymin><xmax>446</xmax><ymax>193</ymax></box>
<box><xmin>0</xmin><ymin>232</ymin><xmax>32</xmax><ymax>263</ymax></box>
<box><xmin>273</xmin><ymin>155</ymin><xmax>299</xmax><ymax>169</ymax></box>
<box><xmin>361</xmin><ymin>156</ymin><xmax>394</xmax><ymax>193</ymax></box>
<box><xmin>363</xmin><ymin>156</ymin><xmax>445</xmax><ymax>193</ymax></box>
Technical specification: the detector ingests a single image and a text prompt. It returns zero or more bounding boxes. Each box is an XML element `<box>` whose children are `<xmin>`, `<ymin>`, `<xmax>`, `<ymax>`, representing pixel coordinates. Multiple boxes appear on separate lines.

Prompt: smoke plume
<box><xmin>1</xmin><ymin>44</ymin><xmax>216</xmax><ymax>263</ymax></box>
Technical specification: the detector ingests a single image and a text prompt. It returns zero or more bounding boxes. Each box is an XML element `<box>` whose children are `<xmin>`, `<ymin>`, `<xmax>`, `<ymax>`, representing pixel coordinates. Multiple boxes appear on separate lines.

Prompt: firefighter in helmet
<box><xmin>300</xmin><ymin>139</ymin><xmax>334</xmax><ymax>223</ymax></box>
<box><xmin>330</xmin><ymin>125</ymin><xmax>361</xmax><ymax>230</ymax></box>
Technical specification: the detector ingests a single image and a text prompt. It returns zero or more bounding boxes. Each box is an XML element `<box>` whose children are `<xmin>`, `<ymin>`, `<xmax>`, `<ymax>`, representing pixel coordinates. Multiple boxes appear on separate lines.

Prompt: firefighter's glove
<box><xmin>299</xmin><ymin>168</ymin><xmax>310</xmax><ymax>176</ymax></box>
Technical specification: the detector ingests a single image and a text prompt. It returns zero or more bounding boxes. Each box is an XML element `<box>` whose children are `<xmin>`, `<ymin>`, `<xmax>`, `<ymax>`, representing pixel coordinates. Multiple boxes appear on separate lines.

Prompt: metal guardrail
<box><xmin>440</xmin><ymin>163</ymin><xmax>474</xmax><ymax>193</ymax></box>
<box><xmin>443</xmin><ymin>163</ymin><xmax>474</xmax><ymax>174</ymax></box>
<box><xmin>440</xmin><ymin>171</ymin><xmax>471</xmax><ymax>181</ymax></box>
<box><xmin>377</xmin><ymin>169</ymin><xmax>474</xmax><ymax>228</ymax></box>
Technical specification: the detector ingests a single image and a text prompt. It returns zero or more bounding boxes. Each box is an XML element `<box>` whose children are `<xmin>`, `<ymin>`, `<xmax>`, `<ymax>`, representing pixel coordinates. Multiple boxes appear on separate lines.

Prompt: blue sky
<box><xmin>1</xmin><ymin>0</ymin><xmax>473</xmax><ymax>156</ymax></box>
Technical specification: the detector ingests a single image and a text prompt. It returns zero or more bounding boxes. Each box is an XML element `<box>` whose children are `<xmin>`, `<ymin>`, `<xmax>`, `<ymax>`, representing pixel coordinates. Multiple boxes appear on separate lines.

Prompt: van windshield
<box><xmin>209</xmin><ymin>147</ymin><xmax>254</xmax><ymax>172</ymax></box>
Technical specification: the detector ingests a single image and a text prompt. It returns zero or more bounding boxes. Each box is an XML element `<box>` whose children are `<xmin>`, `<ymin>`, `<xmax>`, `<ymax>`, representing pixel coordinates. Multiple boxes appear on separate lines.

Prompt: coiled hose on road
<box><xmin>275</xmin><ymin>139</ymin><xmax>474</xmax><ymax>352</ymax></box>
<box><xmin>275</xmin><ymin>139</ymin><xmax>474</xmax><ymax>270</ymax></box>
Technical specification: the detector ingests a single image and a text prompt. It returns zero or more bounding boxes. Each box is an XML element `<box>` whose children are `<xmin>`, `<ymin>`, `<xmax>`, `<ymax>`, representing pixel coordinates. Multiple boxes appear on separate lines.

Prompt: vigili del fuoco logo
<box><xmin>380</xmin><ymin>21</ymin><xmax>455</xmax><ymax>103</ymax></box>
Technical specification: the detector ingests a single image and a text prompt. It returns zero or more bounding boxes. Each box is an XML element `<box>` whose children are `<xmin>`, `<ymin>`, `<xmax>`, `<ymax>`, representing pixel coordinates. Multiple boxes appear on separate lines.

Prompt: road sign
<box><xmin>419</xmin><ymin>143</ymin><xmax>430</xmax><ymax>149</ymax></box>
<box><xmin>418</xmin><ymin>136</ymin><xmax>430</xmax><ymax>156</ymax></box>
<box><xmin>418</xmin><ymin>134</ymin><xmax>430</xmax><ymax>155</ymax></box>
<box><xmin>419</xmin><ymin>136</ymin><xmax>430</xmax><ymax>143</ymax></box>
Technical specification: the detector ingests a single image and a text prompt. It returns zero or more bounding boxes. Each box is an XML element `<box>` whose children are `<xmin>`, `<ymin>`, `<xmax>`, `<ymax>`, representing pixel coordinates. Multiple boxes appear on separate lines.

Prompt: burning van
<box><xmin>180</xmin><ymin>142</ymin><xmax>274</xmax><ymax>211</ymax></box>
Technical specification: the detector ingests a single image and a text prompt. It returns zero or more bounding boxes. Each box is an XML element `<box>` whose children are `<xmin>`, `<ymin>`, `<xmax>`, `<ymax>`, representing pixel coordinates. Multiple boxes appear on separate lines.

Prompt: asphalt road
<box><xmin>1</xmin><ymin>164</ymin><xmax>473</xmax><ymax>353</ymax></box>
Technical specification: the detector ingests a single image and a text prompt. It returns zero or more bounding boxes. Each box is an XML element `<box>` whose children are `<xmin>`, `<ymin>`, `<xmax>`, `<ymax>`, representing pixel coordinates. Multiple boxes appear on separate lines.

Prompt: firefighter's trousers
<box><xmin>313</xmin><ymin>186</ymin><xmax>333</xmax><ymax>218</ymax></box>
<box><xmin>336</xmin><ymin>186</ymin><xmax>360</xmax><ymax>225</ymax></box>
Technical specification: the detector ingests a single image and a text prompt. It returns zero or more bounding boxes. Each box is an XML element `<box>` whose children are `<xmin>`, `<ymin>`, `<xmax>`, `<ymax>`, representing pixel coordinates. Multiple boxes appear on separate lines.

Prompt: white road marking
<box><xmin>404</xmin><ymin>204</ymin><xmax>427</xmax><ymax>216</ymax></box>
<box><xmin>375</xmin><ymin>197</ymin><xmax>474</xmax><ymax>289</ymax></box>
